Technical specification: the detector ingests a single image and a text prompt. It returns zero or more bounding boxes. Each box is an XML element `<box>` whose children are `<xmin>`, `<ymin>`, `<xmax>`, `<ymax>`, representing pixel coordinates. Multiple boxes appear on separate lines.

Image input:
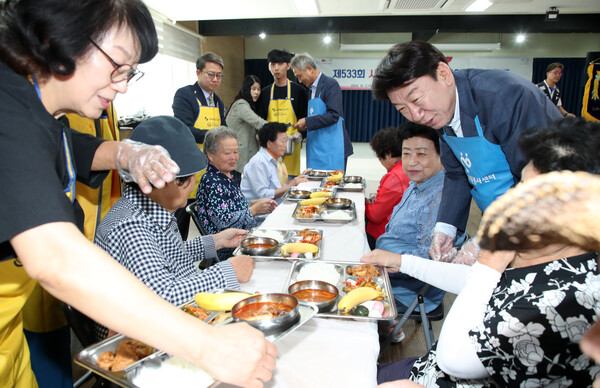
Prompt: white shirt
<box><xmin>310</xmin><ymin>72</ymin><xmax>323</xmax><ymax>100</ymax></box>
<box><xmin>447</xmin><ymin>88</ymin><xmax>463</xmax><ymax>137</ymax></box>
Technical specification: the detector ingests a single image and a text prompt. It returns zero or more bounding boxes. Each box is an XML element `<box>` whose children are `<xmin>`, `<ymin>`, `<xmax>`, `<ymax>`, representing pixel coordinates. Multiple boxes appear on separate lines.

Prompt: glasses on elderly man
<box><xmin>203</xmin><ymin>71</ymin><xmax>225</xmax><ymax>80</ymax></box>
<box><xmin>88</xmin><ymin>38</ymin><xmax>144</xmax><ymax>84</ymax></box>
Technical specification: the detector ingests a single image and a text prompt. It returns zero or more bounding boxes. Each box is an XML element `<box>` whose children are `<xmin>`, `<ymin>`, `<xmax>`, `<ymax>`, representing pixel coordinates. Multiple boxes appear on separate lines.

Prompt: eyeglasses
<box><xmin>88</xmin><ymin>38</ymin><xmax>144</xmax><ymax>84</ymax></box>
<box><xmin>550</xmin><ymin>71</ymin><xmax>563</xmax><ymax>76</ymax></box>
<box><xmin>203</xmin><ymin>71</ymin><xmax>224</xmax><ymax>80</ymax></box>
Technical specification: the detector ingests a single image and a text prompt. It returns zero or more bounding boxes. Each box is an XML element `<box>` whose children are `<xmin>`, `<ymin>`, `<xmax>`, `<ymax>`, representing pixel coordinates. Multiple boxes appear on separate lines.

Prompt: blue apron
<box><xmin>306</xmin><ymin>93</ymin><xmax>345</xmax><ymax>171</ymax></box>
<box><xmin>443</xmin><ymin>115</ymin><xmax>514</xmax><ymax>211</ymax></box>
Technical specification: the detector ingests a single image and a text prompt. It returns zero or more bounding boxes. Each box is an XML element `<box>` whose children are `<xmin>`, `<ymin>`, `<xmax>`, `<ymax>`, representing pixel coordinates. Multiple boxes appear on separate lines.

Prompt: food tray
<box><xmin>232</xmin><ymin>228</ymin><xmax>323</xmax><ymax>261</ymax></box>
<box><xmin>283</xmin><ymin>261</ymin><xmax>397</xmax><ymax>322</ymax></box>
<box><xmin>306</xmin><ymin>169</ymin><xmax>342</xmax><ymax>181</ymax></box>
<box><xmin>74</xmin><ymin>289</ymin><xmax>318</xmax><ymax>388</ymax></box>
<box><xmin>282</xmin><ymin>186</ymin><xmax>338</xmax><ymax>202</ymax></box>
<box><xmin>293</xmin><ymin>202</ymin><xmax>357</xmax><ymax>224</ymax></box>
<box><xmin>320</xmin><ymin>177</ymin><xmax>366</xmax><ymax>192</ymax></box>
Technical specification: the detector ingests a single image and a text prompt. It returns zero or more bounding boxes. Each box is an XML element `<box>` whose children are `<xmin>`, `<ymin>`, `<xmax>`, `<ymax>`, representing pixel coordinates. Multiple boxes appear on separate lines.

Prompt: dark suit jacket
<box><xmin>172</xmin><ymin>82</ymin><xmax>225</xmax><ymax>144</ymax></box>
<box><xmin>305</xmin><ymin>73</ymin><xmax>353</xmax><ymax>158</ymax></box>
<box><xmin>437</xmin><ymin>69</ymin><xmax>562</xmax><ymax>232</ymax></box>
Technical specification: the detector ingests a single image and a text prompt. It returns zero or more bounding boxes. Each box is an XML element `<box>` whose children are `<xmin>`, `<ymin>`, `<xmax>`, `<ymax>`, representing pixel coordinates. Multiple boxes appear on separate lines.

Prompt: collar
<box><xmin>311</xmin><ymin>72</ymin><xmax>322</xmax><ymax>92</ymax></box>
<box><xmin>447</xmin><ymin>87</ymin><xmax>462</xmax><ymax>135</ymax></box>
<box><xmin>409</xmin><ymin>169</ymin><xmax>445</xmax><ymax>191</ymax></box>
<box><xmin>198</xmin><ymin>85</ymin><xmax>214</xmax><ymax>104</ymax></box>
<box><xmin>265</xmin><ymin>147</ymin><xmax>279</xmax><ymax>161</ymax></box>
<box><xmin>259</xmin><ymin>147</ymin><xmax>279</xmax><ymax>165</ymax></box>
<box><xmin>543</xmin><ymin>80</ymin><xmax>556</xmax><ymax>92</ymax></box>
<box><xmin>123</xmin><ymin>184</ymin><xmax>175</xmax><ymax>230</ymax></box>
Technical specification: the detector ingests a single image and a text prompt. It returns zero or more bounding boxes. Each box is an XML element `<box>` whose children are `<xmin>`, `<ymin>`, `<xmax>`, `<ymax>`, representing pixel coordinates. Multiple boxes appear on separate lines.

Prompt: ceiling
<box><xmin>143</xmin><ymin>0</ymin><xmax>600</xmax><ymax>36</ymax></box>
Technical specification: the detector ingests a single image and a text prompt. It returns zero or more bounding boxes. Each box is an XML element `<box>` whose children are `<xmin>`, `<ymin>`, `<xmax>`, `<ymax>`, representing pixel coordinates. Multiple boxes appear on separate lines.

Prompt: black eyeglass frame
<box><xmin>88</xmin><ymin>38</ymin><xmax>144</xmax><ymax>84</ymax></box>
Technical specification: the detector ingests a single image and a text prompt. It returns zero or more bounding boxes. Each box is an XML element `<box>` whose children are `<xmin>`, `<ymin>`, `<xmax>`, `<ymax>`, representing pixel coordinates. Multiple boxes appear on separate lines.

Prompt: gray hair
<box><xmin>290</xmin><ymin>52</ymin><xmax>317</xmax><ymax>71</ymax></box>
<box><xmin>203</xmin><ymin>126</ymin><xmax>238</xmax><ymax>156</ymax></box>
<box><xmin>196</xmin><ymin>52</ymin><xmax>224</xmax><ymax>70</ymax></box>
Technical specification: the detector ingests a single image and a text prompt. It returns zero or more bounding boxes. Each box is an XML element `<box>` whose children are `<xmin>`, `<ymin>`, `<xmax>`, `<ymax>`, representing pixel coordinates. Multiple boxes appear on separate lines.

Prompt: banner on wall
<box><xmin>581</xmin><ymin>61</ymin><xmax>600</xmax><ymax>122</ymax></box>
<box><xmin>315</xmin><ymin>57</ymin><xmax>533</xmax><ymax>90</ymax></box>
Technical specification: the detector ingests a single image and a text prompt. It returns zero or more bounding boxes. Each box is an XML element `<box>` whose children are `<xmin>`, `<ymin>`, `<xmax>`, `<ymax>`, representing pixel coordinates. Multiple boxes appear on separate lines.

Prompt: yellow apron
<box><xmin>267</xmin><ymin>81</ymin><xmax>300</xmax><ymax>175</ymax></box>
<box><xmin>190</xmin><ymin>92</ymin><xmax>219</xmax><ymax>198</ymax></box>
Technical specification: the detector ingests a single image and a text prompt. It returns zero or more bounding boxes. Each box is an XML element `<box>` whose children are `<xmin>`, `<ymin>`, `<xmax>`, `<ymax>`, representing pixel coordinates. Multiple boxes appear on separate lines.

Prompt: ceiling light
<box><xmin>323</xmin><ymin>35</ymin><xmax>332</xmax><ymax>44</ymax></box>
<box><xmin>516</xmin><ymin>34</ymin><xmax>526</xmax><ymax>43</ymax></box>
<box><xmin>259</xmin><ymin>32</ymin><xmax>267</xmax><ymax>39</ymax></box>
<box><xmin>293</xmin><ymin>0</ymin><xmax>319</xmax><ymax>16</ymax></box>
<box><xmin>466</xmin><ymin>0</ymin><xmax>492</xmax><ymax>12</ymax></box>
<box><xmin>545</xmin><ymin>7</ymin><xmax>559</xmax><ymax>21</ymax></box>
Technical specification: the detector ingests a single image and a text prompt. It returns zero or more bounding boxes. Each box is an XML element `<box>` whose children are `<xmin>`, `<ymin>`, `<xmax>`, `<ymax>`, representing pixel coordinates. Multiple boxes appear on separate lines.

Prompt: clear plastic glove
<box><xmin>429</xmin><ymin>232</ymin><xmax>454</xmax><ymax>262</ymax></box>
<box><xmin>453</xmin><ymin>238</ymin><xmax>480</xmax><ymax>266</ymax></box>
<box><xmin>116</xmin><ymin>139</ymin><xmax>180</xmax><ymax>194</ymax></box>
<box><xmin>292</xmin><ymin>131</ymin><xmax>303</xmax><ymax>143</ymax></box>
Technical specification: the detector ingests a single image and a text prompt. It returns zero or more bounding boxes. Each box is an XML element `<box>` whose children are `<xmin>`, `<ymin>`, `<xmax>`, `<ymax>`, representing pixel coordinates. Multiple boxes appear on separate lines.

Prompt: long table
<box><xmin>221</xmin><ymin>181</ymin><xmax>379</xmax><ymax>388</ymax></box>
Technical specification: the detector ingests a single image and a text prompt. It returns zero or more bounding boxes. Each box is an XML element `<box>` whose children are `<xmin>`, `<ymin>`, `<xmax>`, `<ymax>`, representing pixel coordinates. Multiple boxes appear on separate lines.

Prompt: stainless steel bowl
<box><xmin>325</xmin><ymin>197</ymin><xmax>353</xmax><ymax>209</ymax></box>
<box><xmin>288</xmin><ymin>280</ymin><xmax>338</xmax><ymax>312</ymax></box>
<box><xmin>232</xmin><ymin>293</ymin><xmax>299</xmax><ymax>335</ymax></box>
<box><xmin>308</xmin><ymin>170</ymin><xmax>327</xmax><ymax>178</ymax></box>
<box><xmin>240</xmin><ymin>237</ymin><xmax>279</xmax><ymax>256</ymax></box>
<box><xmin>343</xmin><ymin>176</ymin><xmax>362</xmax><ymax>183</ymax></box>
<box><xmin>288</xmin><ymin>189</ymin><xmax>311</xmax><ymax>199</ymax></box>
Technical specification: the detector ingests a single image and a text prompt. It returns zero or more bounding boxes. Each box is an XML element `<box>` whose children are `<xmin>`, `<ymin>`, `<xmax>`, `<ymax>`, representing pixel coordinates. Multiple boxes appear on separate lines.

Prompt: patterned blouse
<box><xmin>196</xmin><ymin>164</ymin><xmax>258</xmax><ymax>234</ymax></box>
<box><xmin>410</xmin><ymin>252</ymin><xmax>600</xmax><ymax>387</ymax></box>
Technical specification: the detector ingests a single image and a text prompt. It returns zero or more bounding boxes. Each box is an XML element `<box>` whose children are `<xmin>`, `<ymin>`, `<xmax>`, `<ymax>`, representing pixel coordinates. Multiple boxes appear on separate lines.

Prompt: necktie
<box><xmin>207</xmin><ymin>94</ymin><xmax>215</xmax><ymax>107</ymax></box>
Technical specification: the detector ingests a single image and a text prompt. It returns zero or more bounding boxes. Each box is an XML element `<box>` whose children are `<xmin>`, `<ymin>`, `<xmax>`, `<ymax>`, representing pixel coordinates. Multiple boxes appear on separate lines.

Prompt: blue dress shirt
<box><xmin>240</xmin><ymin>147</ymin><xmax>284</xmax><ymax>204</ymax></box>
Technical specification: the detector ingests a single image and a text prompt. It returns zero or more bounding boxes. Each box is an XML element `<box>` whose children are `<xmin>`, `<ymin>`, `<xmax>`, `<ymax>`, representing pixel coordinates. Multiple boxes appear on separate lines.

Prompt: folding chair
<box><xmin>185</xmin><ymin>201</ymin><xmax>221</xmax><ymax>269</ymax></box>
<box><xmin>379</xmin><ymin>284</ymin><xmax>445</xmax><ymax>357</ymax></box>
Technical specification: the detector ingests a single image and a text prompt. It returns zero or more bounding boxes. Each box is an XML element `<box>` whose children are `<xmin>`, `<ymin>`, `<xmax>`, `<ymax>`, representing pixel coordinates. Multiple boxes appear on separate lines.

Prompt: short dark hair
<box><xmin>546</xmin><ymin>62</ymin><xmax>564</xmax><ymax>73</ymax></box>
<box><xmin>268</xmin><ymin>49</ymin><xmax>293</xmax><ymax>64</ymax></box>
<box><xmin>259</xmin><ymin>122</ymin><xmax>288</xmax><ymax>148</ymax></box>
<box><xmin>370</xmin><ymin>127</ymin><xmax>404</xmax><ymax>159</ymax></box>
<box><xmin>399</xmin><ymin>122</ymin><xmax>440</xmax><ymax>155</ymax></box>
<box><xmin>227</xmin><ymin>75</ymin><xmax>261</xmax><ymax>115</ymax></box>
<box><xmin>0</xmin><ymin>0</ymin><xmax>158</xmax><ymax>79</ymax></box>
<box><xmin>196</xmin><ymin>52</ymin><xmax>224</xmax><ymax>71</ymax></box>
<box><xmin>372</xmin><ymin>41</ymin><xmax>448</xmax><ymax>101</ymax></box>
<box><xmin>519</xmin><ymin>117</ymin><xmax>600</xmax><ymax>174</ymax></box>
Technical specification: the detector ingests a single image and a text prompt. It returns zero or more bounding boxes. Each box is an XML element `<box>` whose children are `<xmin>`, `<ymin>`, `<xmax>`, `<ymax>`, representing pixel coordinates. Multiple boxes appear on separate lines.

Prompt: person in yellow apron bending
<box><xmin>257</xmin><ymin>49</ymin><xmax>308</xmax><ymax>176</ymax></box>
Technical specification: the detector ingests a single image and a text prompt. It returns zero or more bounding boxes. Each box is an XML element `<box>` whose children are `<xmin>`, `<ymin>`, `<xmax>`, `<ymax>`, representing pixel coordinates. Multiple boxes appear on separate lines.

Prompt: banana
<box><xmin>337</xmin><ymin>287</ymin><xmax>382</xmax><ymax>314</ymax></box>
<box><xmin>280</xmin><ymin>242</ymin><xmax>319</xmax><ymax>255</ymax></box>
<box><xmin>300</xmin><ymin>197</ymin><xmax>327</xmax><ymax>205</ymax></box>
<box><xmin>309</xmin><ymin>191</ymin><xmax>334</xmax><ymax>199</ymax></box>
<box><xmin>327</xmin><ymin>172</ymin><xmax>344</xmax><ymax>182</ymax></box>
<box><xmin>194</xmin><ymin>292</ymin><xmax>252</xmax><ymax>311</ymax></box>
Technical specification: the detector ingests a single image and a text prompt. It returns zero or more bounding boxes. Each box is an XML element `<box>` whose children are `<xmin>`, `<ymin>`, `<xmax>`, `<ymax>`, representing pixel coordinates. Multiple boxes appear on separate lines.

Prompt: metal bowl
<box><xmin>288</xmin><ymin>189</ymin><xmax>311</xmax><ymax>199</ymax></box>
<box><xmin>308</xmin><ymin>170</ymin><xmax>327</xmax><ymax>178</ymax></box>
<box><xmin>232</xmin><ymin>293</ymin><xmax>300</xmax><ymax>335</ymax></box>
<box><xmin>343</xmin><ymin>175</ymin><xmax>363</xmax><ymax>183</ymax></box>
<box><xmin>288</xmin><ymin>280</ymin><xmax>338</xmax><ymax>312</ymax></box>
<box><xmin>240</xmin><ymin>237</ymin><xmax>279</xmax><ymax>256</ymax></box>
<box><xmin>325</xmin><ymin>197</ymin><xmax>353</xmax><ymax>209</ymax></box>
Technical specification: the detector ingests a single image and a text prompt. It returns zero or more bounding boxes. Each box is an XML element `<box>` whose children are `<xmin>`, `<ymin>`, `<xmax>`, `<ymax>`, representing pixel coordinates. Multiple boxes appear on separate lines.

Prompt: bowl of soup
<box><xmin>288</xmin><ymin>280</ymin><xmax>338</xmax><ymax>312</ymax></box>
<box><xmin>288</xmin><ymin>189</ymin><xmax>311</xmax><ymax>200</ymax></box>
<box><xmin>324</xmin><ymin>197</ymin><xmax>353</xmax><ymax>209</ymax></box>
<box><xmin>240</xmin><ymin>237</ymin><xmax>279</xmax><ymax>256</ymax></box>
<box><xmin>343</xmin><ymin>176</ymin><xmax>362</xmax><ymax>184</ymax></box>
<box><xmin>231</xmin><ymin>293</ymin><xmax>299</xmax><ymax>335</ymax></box>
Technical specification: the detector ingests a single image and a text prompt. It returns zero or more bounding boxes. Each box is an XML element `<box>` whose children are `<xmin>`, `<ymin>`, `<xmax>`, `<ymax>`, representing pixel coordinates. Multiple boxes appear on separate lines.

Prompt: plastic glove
<box><xmin>451</xmin><ymin>238</ymin><xmax>480</xmax><ymax>266</ymax></box>
<box><xmin>116</xmin><ymin>139</ymin><xmax>180</xmax><ymax>194</ymax></box>
<box><xmin>429</xmin><ymin>232</ymin><xmax>454</xmax><ymax>262</ymax></box>
<box><xmin>292</xmin><ymin>131</ymin><xmax>303</xmax><ymax>143</ymax></box>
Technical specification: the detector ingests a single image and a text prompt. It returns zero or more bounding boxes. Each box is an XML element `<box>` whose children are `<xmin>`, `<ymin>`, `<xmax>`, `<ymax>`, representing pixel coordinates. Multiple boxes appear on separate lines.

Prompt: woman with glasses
<box><xmin>0</xmin><ymin>1</ymin><xmax>276</xmax><ymax>387</ymax></box>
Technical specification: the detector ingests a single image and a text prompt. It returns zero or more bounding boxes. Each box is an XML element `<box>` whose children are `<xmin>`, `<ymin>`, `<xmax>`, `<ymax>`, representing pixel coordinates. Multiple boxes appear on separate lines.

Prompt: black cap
<box><xmin>130</xmin><ymin>116</ymin><xmax>208</xmax><ymax>177</ymax></box>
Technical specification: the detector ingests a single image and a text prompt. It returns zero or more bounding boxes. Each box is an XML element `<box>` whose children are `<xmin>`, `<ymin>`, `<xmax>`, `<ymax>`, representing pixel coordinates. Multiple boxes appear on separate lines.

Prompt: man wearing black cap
<box><xmin>257</xmin><ymin>49</ymin><xmax>308</xmax><ymax>175</ymax></box>
<box><xmin>93</xmin><ymin>116</ymin><xmax>254</xmax><ymax>338</ymax></box>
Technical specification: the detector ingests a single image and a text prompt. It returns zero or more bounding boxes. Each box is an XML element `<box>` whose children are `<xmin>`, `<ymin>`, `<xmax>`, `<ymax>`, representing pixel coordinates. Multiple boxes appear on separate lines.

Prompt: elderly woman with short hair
<box><xmin>196</xmin><ymin>126</ymin><xmax>277</xmax><ymax>234</ymax></box>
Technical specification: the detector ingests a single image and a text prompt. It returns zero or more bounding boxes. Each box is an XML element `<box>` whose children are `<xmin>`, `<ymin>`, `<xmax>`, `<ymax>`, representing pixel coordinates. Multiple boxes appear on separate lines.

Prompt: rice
<box><xmin>132</xmin><ymin>356</ymin><xmax>214</xmax><ymax>387</ymax></box>
<box><xmin>296</xmin><ymin>263</ymin><xmax>340</xmax><ymax>286</ymax></box>
<box><xmin>250</xmin><ymin>229</ymin><xmax>284</xmax><ymax>242</ymax></box>
<box><xmin>322</xmin><ymin>210</ymin><xmax>352</xmax><ymax>220</ymax></box>
<box><xmin>344</xmin><ymin>183</ymin><xmax>363</xmax><ymax>189</ymax></box>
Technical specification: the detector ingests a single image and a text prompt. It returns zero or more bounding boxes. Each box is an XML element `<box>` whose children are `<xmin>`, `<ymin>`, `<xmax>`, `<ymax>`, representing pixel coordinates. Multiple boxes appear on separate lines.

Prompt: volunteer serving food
<box><xmin>0</xmin><ymin>0</ymin><xmax>275</xmax><ymax>387</ymax></box>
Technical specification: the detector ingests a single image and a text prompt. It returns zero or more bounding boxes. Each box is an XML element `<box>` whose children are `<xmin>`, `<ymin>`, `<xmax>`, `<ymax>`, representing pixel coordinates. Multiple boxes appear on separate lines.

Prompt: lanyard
<box><xmin>31</xmin><ymin>75</ymin><xmax>76</xmax><ymax>203</ymax></box>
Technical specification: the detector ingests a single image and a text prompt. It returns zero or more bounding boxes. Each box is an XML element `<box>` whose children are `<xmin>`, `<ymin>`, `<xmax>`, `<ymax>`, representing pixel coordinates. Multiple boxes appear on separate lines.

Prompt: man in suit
<box><xmin>291</xmin><ymin>52</ymin><xmax>353</xmax><ymax>170</ymax></box>
<box><xmin>371</xmin><ymin>41</ymin><xmax>561</xmax><ymax>262</ymax></box>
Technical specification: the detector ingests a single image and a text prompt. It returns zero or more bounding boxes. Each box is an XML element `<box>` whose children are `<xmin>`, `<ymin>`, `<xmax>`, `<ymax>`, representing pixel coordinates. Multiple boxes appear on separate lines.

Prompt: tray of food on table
<box><xmin>282</xmin><ymin>186</ymin><xmax>338</xmax><ymax>202</ymax></box>
<box><xmin>232</xmin><ymin>227</ymin><xmax>323</xmax><ymax>261</ymax></box>
<box><xmin>293</xmin><ymin>197</ymin><xmax>356</xmax><ymax>224</ymax></box>
<box><xmin>282</xmin><ymin>261</ymin><xmax>397</xmax><ymax>322</ymax></box>
<box><xmin>320</xmin><ymin>175</ymin><xmax>366</xmax><ymax>192</ymax></box>
<box><xmin>74</xmin><ymin>288</ymin><xmax>317</xmax><ymax>388</ymax></box>
<box><xmin>306</xmin><ymin>169</ymin><xmax>344</xmax><ymax>181</ymax></box>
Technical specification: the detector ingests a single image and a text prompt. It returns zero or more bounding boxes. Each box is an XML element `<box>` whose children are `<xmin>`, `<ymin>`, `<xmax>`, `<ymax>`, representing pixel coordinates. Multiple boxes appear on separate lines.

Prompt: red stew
<box><xmin>235</xmin><ymin>302</ymin><xmax>293</xmax><ymax>321</ymax></box>
<box><xmin>246</xmin><ymin>243</ymin><xmax>275</xmax><ymax>249</ymax></box>
<box><xmin>293</xmin><ymin>289</ymin><xmax>336</xmax><ymax>303</ymax></box>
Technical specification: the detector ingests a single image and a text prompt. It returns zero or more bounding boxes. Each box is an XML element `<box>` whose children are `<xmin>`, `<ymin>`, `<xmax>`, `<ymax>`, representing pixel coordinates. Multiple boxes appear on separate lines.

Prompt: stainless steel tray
<box><xmin>320</xmin><ymin>177</ymin><xmax>366</xmax><ymax>192</ymax></box>
<box><xmin>282</xmin><ymin>186</ymin><xmax>338</xmax><ymax>202</ymax></box>
<box><xmin>306</xmin><ymin>169</ymin><xmax>341</xmax><ymax>180</ymax></box>
<box><xmin>74</xmin><ymin>289</ymin><xmax>318</xmax><ymax>388</ymax></box>
<box><xmin>282</xmin><ymin>261</ymin><xmax>397</xmax><ymax>322</ymax></box>
<box><xmin>293</xmin><ymin>202</ymin><xmax>357</xmax><ymax>224</ymax></box>
<box><xmin>232</xmin><ymin>228</ymin><xmax>323</xmax><ymax>261</ymax></box>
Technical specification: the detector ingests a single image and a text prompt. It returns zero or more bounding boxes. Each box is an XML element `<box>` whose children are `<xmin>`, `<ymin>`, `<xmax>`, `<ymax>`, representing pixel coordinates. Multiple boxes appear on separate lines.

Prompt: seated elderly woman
<box><xmin>364</xmin><ymin>117</ymin><xmax>600</xmax><ymax>387</ymax></box>
<box><xmin>195</xmin><ymin>127</ymin><xmax>278</xmax><ymax>234</ymax></box>
<box><xmin>241</xmin><ymin>122</ymin><xmax>309</xmax><ymax>204</ymax></box>
<box><xmin>365</xmin><ymin>126</ymin><xmax>411</xmax><ymax>249</ymax></box>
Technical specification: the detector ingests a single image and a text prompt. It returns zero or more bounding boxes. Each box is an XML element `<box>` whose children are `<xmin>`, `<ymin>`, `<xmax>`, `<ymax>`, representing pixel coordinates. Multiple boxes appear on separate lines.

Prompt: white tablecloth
<box><xmin>222</xmin><ymin>181</ymin><xmax>379</xmax><ymax>388</ymax></box>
